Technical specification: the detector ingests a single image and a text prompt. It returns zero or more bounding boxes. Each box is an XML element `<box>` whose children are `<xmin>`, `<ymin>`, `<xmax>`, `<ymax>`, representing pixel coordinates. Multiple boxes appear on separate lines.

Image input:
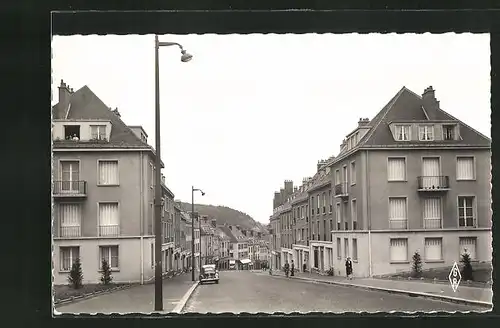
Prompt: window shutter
<box><xmin>99</xmin><ymin>203</ymin><xmax>119</xmax><ymax>226</ymax></box>
<box><xmin>457</xmin><ymin>157</ymin><xmax>474</xmax><ymax>180</ymax></box>
<box><xmin>390</xmin><ymin>239</ymin><xmax>408</xmax><ymax>262</ymax></box>
<box><xmin>389</xmin><ymin>198</ymin><xmax>407</xmax><ymax>220</ymax></box>
<box><xmin>459</xmin><ymin>237</ymin><xmax>477</xmax><ymax>260</ymax></box>
<box><xmin>424</xmin><ymin>238</ymin><xmax>442</xmax><ymax>261</ymax></box>
<box><xmin>388</xmin><ymin>158</ymin><xmax>406</xmax><ymax>181</ymax></box>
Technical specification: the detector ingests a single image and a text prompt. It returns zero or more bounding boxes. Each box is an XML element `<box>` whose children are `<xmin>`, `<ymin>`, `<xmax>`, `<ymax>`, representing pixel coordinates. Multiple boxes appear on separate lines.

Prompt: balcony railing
<box><xmin>389</xmin><ymin>219</ymin><xmax>408</xmax><ymax>229</ymax></box>
<box><xmin>417</xmin><ymin>176</ymin><xmax>450</xmax><ymax>191</ymax></box>
<box><xmin>334</xmin><ymin>182</ymin><xmax>349</xmax><ymax>197</ymax></box>
<box><xmin>53</xmin><ymin>180</ymin><xmax>87</xmax><ymax>198</ymax></box>
<box><xmin>424</xmin><ymin>218</ymin><xmax>442</xmax><ymax>229</ymax></box>
<box><xmin>99</xmin><ymin>224</ymin><xmax>120</xmax><ymax>237</ymax></box>
<box><xmin>60</xmin><ymin>225</ymin><xmax>81</xmax><ymax>237</ymax></box>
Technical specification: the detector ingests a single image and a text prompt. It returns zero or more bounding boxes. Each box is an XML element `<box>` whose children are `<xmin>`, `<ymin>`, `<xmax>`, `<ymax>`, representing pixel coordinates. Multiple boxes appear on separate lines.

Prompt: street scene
<box><xmin>52</xmin><ymin>33</ymin><xmax>492</xmax><ymax>314</ymax></box>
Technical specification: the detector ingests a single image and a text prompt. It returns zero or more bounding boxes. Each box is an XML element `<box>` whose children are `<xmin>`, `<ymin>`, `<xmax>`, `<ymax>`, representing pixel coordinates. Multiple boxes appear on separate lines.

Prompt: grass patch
<box><xmin>383</xmin><ymin>262</ymin><xmax>492</xmax><ymax>287</ymax></box>
<box><xmin>53</xmin><ymin>283</ymin><xmax>130</xmax><ymax>302</ymax></box>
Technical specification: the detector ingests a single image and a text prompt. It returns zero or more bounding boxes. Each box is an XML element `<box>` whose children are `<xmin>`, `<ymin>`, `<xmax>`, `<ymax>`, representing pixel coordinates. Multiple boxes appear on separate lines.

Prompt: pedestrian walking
<box><xmin>345</xmin><ymin>257</ymin><xmax>353</xmax><ymax>280</ymax></box>
<box><xmin>284</xmin><ymin>261</ymin><xmax>290</xmax><ymax>278</ymax></box>
<box><xmin>290</xmin><ymin>260</ymin><xmax>295</xmax><ymax>277</ymax></box>
<box><xmin>303</xmin><ymin>261</ymin><xmax>307</xmax><ymax>273</ymax></box>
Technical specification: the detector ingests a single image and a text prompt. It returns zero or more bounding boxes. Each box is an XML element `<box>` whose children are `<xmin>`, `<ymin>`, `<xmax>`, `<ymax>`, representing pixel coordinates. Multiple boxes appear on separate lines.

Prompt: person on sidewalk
<box><xmin>290</xmin><ymin>260</ymin><xmax>295</xmax><ymax>277</ymax></box>
<box><xmin>284</xmin><ymin>261</ymin><xmax>290</xmax><ymax>278</ymax></box>
<box><xmin>303</xmin><ymin>261</ymin><xmax>307</xmax><ymax>273</ymax></box>
<box><xmin>345</xmin><ymin>257</ymin><xmax>353</xmax><ymax>280</ymax></box>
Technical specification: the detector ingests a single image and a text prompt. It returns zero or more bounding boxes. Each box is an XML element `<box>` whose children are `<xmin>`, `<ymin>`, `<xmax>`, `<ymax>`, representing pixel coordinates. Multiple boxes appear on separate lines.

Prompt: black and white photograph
<box><xmin>51</xmin><ymin>32</ymin><xmax>492</xmax><ymax>314</ymax></box>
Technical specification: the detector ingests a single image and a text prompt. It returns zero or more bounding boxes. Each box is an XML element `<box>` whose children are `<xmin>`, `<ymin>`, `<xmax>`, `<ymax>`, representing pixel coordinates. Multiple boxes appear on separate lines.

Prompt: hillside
<box><xmin>178</xmin><ymin>202</ymin><xmax>268</xmax><ymax>234</ymax></box>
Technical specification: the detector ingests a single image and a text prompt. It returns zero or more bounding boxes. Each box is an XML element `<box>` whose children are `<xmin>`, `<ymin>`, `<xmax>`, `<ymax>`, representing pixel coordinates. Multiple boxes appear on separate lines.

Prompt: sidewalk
<box><xmin>55</xmin><ymin>272</ymin><xmax>197</xmax><ymax>314</ymax></box>
<box><xmin>267</xmin><ymin>270</ymin><xmax>492</xmax><ymax>307</ymax></box>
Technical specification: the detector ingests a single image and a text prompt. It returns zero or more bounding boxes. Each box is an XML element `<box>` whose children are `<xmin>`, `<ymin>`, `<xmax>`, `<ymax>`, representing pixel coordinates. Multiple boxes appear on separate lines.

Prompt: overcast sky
<box><xmin>52</xmin><ymin>33</ymin><xmax>490</xmax><ymax>224</ymax></box>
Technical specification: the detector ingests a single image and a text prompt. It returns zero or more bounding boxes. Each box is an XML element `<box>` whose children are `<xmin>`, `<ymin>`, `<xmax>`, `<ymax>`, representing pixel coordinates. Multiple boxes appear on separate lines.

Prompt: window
<box><xmin>352</xmin><ymin>239</ymin><xmax>358</xmax><ymax>261</ymax></box>
<box><xmin>322</xmin><ymin>193</ymin><xmax>326</xmax><ymax>214</ymax></box>
<box><xmin>90</xmin><ymin>125</ymin><xmax>107</xmax><ymax>140</ymax></box>
<box><xmin>99</xmin><ymin>202</ymin><xmax>120</xmax><ymax>236</ymax></box>
<box><xmin>329</xmin><ymin>191</ymin><xmax>332</xmax><ymax>213</ymax></box>
<box><xmin>337</xmin><ymin>238</ymin><xmax>341</xmax><ymax>259</ymax></box>
<box><xmin>60</xmin><ymin>246</ymin><xmax>80</xmax><ymax>271</ymax></box>
<box><xmin>443</xmin><ymin>125</ymin><xmax>455</xmax><ymax>140</ymax></box>
<box><xmin>335</xmin><ymin>170</ymin><xmax>340</xmax><ymax>185</ymax></box>
<box><xmin>311</xmin><ymin>197</ymin><xmax>314</xmax><ymax>215</ymax></box>
<box><xmin>395</xmin><ymin>125</ymin><xmax>410</xmax><ymax>141</ymax></box>
<box><xmin>458</xmin><ymin>196</ymin><xmax>475</xmax><ymax>227</ymax></box>
<box><xmin>151</xmin><ymin>243</ymin><xmax>154</xmax><ymax>268</ymax></box>
<box><xmin>100</xmin><ymin>245</ymin><xmax>119</xmax><ymax>269</ymax></box>
<box><xmin>387</xmin><ymin>158</ymin><xmax>406</xmax><ymax>181</ymax></box>
<box><xmin>390</xmin><ymin>238</ymin><xmax>408</xmax><ymax>262</ymax></box>
<box><xmin>457</xmin><ymin>157</ymin><xmax>475</xmax><ymax>180</ymax></box>
<box><xmin>64</xmin><ymin>125</ymin><xmax>81</xmax><ymax>140</ymax></box>
<box><xmin>389</xmin><ymin>197</ymin><xmax>407</xmax><ymax>229</ymax></box>
<box><xmin>344</xmin><ymin>238</ymin><xmax>349</xmax><ymax>259</ymax></box>
<box><xmin>323</xmin><ymin>220</ymin><xmax>326</xmax><ymax>240</ymax></box>
<box><xmin>459</xmin><ymin>237</ymin><xmax>477</xmax><ymax>260</ymax></box>
<box><xmin>98</xmin><ymin>160</ymin><xmax>119</xmax><ymax>185</ymax></box>
<box><xmin>351</xmin><ymin>200</ymin><xmax>357</xmax><ymax>230</ymax></box>
<box><xmin>424</xmin><ymin>238</ymin><xmax>443</xmax><ymax>261</ymax></box>
<box><xmin>60</xmin><ymin>160</ymin><xmax>80</xmax><ymax>192</ymax></box>
<box><xmin>419</xmin><ymin>125</ymin><xmax>434</xmax><ymax>141</ymax></box>
<box><xmin>336</xmin><ymin>203</ymin><xmax>341</xmax><ymax>230</ymax></box>
<box><xmin>150</xmin><ymin>163</ymin><xmax>155</xmax><ymax>187</ymax></box>
<box><xmin>59</xmin><ymin>203</ymin><xmax>81</xmax><ymax>237</ymax></box>
<box><xmin>423</xmin><ymin>198</ymin><xmax>442</xmax><ymax>229</ymax></box>
<box><xmin>350</xmin><ymin>161</ymin><xmax>356</xmax><ymax>185</ymax></box>
<box><xmin>317</xmin><ymin>194</ymin><xmax>320</xmax><ymax>214</ymax></box>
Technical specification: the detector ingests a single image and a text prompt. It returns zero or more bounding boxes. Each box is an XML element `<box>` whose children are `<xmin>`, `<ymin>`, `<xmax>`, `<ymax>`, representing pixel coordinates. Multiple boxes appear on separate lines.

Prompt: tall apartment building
<box><xmin>52</xmin><ymin>80</ymin><xmax>174</xmax><ymax>284</ymax></box>
<box><xmin>270</xmin><ymin>86</ymin><xmax>491</xmax><ymax>277</ymax></box>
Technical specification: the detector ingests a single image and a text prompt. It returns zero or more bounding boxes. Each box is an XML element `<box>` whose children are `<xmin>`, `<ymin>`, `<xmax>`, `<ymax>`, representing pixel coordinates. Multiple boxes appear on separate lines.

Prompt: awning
<box><xmin>240</xmin><ymin>258</ymin><xmax>251</xmax><ymax>264</ymax></box>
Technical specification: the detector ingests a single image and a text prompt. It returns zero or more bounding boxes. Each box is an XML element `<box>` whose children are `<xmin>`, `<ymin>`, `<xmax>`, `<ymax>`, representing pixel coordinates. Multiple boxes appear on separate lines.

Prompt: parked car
<box><xmin>199</xmin><ymin>264</ymin><xmax>219</xmax><ymax>284</ymax></box>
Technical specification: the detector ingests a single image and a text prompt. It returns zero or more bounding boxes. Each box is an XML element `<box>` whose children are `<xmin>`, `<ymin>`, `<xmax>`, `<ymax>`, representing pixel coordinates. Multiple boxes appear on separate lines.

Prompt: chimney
<box><xmin>211</xmin><ymin>219</ymin><xmax>216</xmax><ymax>228</ymax></box>
<box><xmin>284</xmin><ymin>180</ymin><xmax>293</xmax><ymax>195</ymax></box>
<box><xmin>422</xmin><ymin>86</ymin><xmax>439</xmax><ymax>114</ymax></box>
<box><xmin>317</xmin><ymin>160</ymin><xmax>327</xmax><ymax>172</ymax></box>
<box><xmin>358</xmin><ymin>118</ymin><xmax>370</xmax><ymax>127</ymax></box>
<box><xmin>57</xmin><ymin>79</ymin><xmax>71</xmax><ymax>118</ymax></box>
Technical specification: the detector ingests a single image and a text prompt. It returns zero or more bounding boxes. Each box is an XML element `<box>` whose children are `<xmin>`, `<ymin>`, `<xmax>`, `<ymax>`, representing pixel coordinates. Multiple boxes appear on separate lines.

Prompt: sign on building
<box><xmin>448</xmin><ymin>261</ymin><xmax>461</xmax><ymax>292</ymax></box>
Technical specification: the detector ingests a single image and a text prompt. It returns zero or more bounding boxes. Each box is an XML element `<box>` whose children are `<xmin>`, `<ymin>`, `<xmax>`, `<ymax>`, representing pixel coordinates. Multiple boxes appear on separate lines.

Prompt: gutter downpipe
<box><xmin>140</xmin><ymin>151</ymin><xmax>144</xmax><ymax>285</ymax></box>
<box><xmin>366</xmin><ymin>150</ymin><xmax>373</xmax><ymax>277</ymax></box>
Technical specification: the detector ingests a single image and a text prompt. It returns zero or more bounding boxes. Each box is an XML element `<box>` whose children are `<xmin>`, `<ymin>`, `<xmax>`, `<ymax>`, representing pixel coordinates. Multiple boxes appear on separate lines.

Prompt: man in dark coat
<box><xmin>345</xmin><ymin>257</ymin><xmax>353</xmax><ymax>279</ymax></box>
<box><xmin>290</xmin><ymin>260</ymin><xmax>295</xmax><ymax>276</ymax></box>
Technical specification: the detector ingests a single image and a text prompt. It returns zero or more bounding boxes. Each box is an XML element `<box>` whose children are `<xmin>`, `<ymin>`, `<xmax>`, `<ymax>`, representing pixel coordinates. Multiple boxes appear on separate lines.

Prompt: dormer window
<box><xmin>443</xmin><ymin>124</ymin><xmax>456</xmax><ymax>140</ymax></box>
<box><xmin>64</xmin><ymin>125</ymin><xmax>80</xmax><ymax>140</ymax></box>
<box><xmin>419</xmin><ymin>125</ymin><xmax>434</xmax><ymax>141</ymax></box>
<box><xmin>395</xmin><ymin>125</ymin><xmax>410</xmax><ymax>141</ymax></box>
<box><xmin>91</xmin><ymin>125</ymin><xmax>107</xmax><ymax>140</ymax></box>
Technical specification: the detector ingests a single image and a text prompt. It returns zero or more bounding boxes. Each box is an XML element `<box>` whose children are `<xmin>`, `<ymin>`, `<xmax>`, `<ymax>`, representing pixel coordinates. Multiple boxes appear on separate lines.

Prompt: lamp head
<box><xmin>201</xmin><ymin>191</ymin><xmax>205</xmax><ymax>196</ymax></box>
<box><xmin>181</xmin><ymin>50</ymin><xmax>193</xmax><ymax>62</ymax></box>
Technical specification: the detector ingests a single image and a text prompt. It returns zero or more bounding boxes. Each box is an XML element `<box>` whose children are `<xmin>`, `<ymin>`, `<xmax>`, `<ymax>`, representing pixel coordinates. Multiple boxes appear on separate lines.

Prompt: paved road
<box><xmin>56</xmin><ymin>273</ymin><xmax>196</xmax><ymax>314</ymax></box>
<box><xmin>183</xmin><ymin>270</ymin><xmax>485</xmax><ymax>313</ymax></box>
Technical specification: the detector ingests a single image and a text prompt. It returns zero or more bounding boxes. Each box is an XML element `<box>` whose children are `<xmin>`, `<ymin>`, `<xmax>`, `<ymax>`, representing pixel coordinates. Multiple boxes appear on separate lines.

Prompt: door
<box><xmin>422</xmin><ymin>157</ymin><xmax>440</xmax><ymax>189</ymax></box>
<box><xmin>61</xmin><ymin>161</ymin><xmax>79</xmax><ymax>192</ymax></box>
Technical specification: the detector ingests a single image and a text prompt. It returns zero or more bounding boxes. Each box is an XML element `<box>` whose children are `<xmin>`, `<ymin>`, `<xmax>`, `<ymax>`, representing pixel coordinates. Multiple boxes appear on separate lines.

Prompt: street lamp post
<box><xmin>153</xmin><ymin>35</ymin><xmax>192</xmax><ymax>312</ymax></box>
<box><xmin>191</xmin><ymin>186</ymin><xmax>205</xmax><ymax>281</ymax></box>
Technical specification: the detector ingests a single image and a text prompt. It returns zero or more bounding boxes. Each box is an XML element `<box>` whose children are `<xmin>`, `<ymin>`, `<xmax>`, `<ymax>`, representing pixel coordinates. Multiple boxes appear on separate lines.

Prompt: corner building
<box><xmin>270</xmin><ymin>86</ymin><xmax>492</xmax><ymax>278</ymax></box>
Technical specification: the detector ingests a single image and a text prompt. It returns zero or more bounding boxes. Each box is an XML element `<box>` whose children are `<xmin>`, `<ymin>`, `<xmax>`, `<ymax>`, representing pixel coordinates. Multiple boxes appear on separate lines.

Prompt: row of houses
<box><xmin>268</xmin><ymin>86</ymin><xmax>492</xmax><ymax>278</ymax></box>
<box><xmin>52</xmin><ymin>79</ymin><xmax>269</xmax><ymax>284</ymax></box>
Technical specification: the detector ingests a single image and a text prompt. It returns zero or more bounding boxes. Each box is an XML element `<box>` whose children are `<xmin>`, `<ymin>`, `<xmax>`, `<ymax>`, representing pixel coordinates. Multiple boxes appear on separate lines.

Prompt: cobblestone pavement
<box><xmin>183</xmin><ymin>270</ymin><xmax>485</xmax><ymax>313</ymax></box>
<box><xmin>55</xmin><ymin>273</ymin><xmax>196</xmax><ymax>314</ymax></box>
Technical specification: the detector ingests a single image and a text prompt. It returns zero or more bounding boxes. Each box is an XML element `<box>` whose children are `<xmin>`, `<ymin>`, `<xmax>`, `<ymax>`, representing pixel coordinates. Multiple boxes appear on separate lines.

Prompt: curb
<box><xmin>54</xmin><ymin>284</ymin><xmax>135</xmax><ymax>307</ymax></box>
<box><xmin>172</xmin><ymin>281</ymin><xmax>199</xmax><ymax>314</ymax></box>
<box><xmin>270</xmin><ymin>274</ymin><xmax>492</xmax><ymax>309</ymax></box>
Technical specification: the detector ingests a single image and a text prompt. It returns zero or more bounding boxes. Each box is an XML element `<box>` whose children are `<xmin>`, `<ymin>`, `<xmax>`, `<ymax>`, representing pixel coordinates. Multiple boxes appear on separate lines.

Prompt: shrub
<box><xmin>68</xmin><ymin>257</ymin><xmax>84</xmax><ymax>289</ymax></box>
<box><xmin>100</xmin><ymin>259</ymin><xmax>113</xmax><ymax>285</ymax></box>
<box><xmin>411</xmin><ymin>251</ymin><xmax>423</xmax><ymax>278</ymax></box>
<box><xmin>460</xmin><ymin>252</ymin><xmax>474</xmax><ymax>281</ymax></box>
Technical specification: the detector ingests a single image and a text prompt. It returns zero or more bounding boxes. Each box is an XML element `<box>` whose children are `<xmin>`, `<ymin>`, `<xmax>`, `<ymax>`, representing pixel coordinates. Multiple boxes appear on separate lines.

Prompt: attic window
<box><xmin>443</xmin><ymin>125</ymin><xmax>456</xmax><ymax>140</ymax></box>
<box><xmin>64</xmin><ymin>125</ymin><xmax>80</xmax><ymax>140</ymax></box>
<box><xmin>395</xmin><ymin>125</ymin><xmax>410</xmax><ymax>141</ymax></box>
<box><xmin>90</xmin><ymin>125</ymin><xmax>107</xmax><ymax>140</ymax></box>
<box><xmin>419</xmin><ymin>125</ymin><xmax>434</xmax><ymax>141</ymax></box>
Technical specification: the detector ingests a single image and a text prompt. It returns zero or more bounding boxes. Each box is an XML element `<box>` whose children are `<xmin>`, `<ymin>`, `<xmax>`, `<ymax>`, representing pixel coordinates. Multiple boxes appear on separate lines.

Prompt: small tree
<box><xmin>100</xmin><ymin>259</ymin><xmax>113</xmax><ymax>285</ymax></box>
<box><xmin>68</xmin><ymin>257</ymin><xmax>84</xmax><ymax>289</ymax></box>
<box><xmin>460</xmin><ymin>252</ymin><xmax>474</xmax><ymax>281</ymax></box>
<box><xmin>411</xmin><ymin>251</ymin><xmax>423</xmax><ymax>278</ymax></box>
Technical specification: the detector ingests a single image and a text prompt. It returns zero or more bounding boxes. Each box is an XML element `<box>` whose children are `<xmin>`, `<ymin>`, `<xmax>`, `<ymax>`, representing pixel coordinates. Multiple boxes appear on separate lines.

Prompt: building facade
<box><xmin>270</xmin><ymin>86</ymin><xmax>492</xmax><ymax>278</ymax></box>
